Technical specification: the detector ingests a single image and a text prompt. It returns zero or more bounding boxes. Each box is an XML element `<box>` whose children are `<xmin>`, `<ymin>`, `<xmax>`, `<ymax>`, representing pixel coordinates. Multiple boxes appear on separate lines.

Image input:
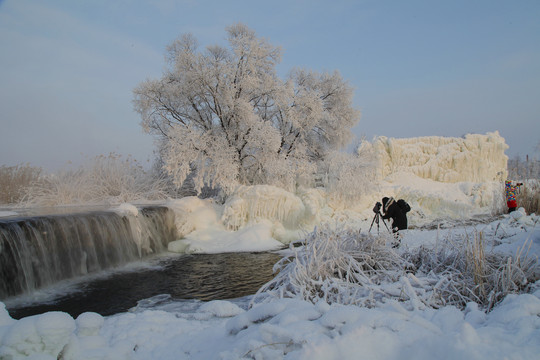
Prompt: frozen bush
<box><xmin>251</xmin><ymin>226</ymin><xmax>408</xmax><ymax>307</ymax></box>
<box><xmin>516</xmin><ymin>179</ymin><xmax>540</xmax><ymax>215</ymax></box>
<box><xmin>0</xmin><ymin>164</ymin><xmax>42</xmax><ymax>204</ymax></box>
<box><xmin>20</xmin><ymin>153</ymin><xmax>169</xmax><ymax>206</ymax></box>
<box><xmin>252</xmin><ymin>226</ymin><xmax>539</xmax><ymax>312</ymax></box>
<box><xmin>405</xmin><ymin>230</ymin><xmax>538</xmax><ymax>310</ymax></box>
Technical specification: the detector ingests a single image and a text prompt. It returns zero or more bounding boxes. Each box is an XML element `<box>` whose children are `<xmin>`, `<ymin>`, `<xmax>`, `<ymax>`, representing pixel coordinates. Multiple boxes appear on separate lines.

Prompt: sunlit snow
<box><xmin>1</xmin><ymin>133</ymin><xmax>539</xmax><ymax>359</ymax></box>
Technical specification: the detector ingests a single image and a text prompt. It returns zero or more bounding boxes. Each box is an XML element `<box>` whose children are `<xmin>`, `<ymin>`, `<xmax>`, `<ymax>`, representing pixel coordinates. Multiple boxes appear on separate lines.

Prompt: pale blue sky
<box><xmin>1</xmin><ymin>0</ymin><xmax>539</xmax><ymax>170</ymax></box>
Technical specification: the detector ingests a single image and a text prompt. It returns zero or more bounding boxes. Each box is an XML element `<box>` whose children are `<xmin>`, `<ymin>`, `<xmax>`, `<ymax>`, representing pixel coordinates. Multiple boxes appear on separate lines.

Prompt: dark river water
<box><xmin>5</xmin><ymin>251</ymin><xmax>282</xmax><ymax>320</ymax></box>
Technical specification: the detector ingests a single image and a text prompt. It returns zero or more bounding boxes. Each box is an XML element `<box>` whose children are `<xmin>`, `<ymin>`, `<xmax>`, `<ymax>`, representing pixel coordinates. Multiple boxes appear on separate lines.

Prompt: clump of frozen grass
<box><xmin>406</xmin><ymin>230</ymin><xmax>538</xmax><ymax>310</ymax></box>
<box><xmin>516</xmin><ymin>179</ymin><xmax>540</xmax><ymax>215</ymax></box>
<box><xmin>251</xmin><ymin>226</ymin><xmax>409</xmax><ymax>307</ymax></box>
<box><xmin>253</xmin><ymin>226</ymin><xmax>539</xmax><ymax>312</ymax></box>
<box><xmin>20</xmin><ymin>153</ymin><xmax>169</xmax><ymax>207</ymax></box>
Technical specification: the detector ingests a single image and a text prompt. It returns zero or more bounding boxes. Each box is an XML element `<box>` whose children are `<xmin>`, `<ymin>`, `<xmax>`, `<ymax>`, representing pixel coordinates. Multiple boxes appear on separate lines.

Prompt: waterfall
<box><xmin>0</xmin><ymin>206</ymin><xmax>178</xmax><ymax>299</ymax></box>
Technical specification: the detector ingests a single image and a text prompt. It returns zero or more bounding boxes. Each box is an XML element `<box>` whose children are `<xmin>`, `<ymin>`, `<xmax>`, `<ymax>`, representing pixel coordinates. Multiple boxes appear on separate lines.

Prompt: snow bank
<box><xmin>165</xmin><ymin>196</ymin><xmax>286</xmax><ymax>254</ymax></box>
<box><xmin>0</xmin><ymin>309</ymin><xmax>75</xmax><ymax>359</ymax></box>
<box><xmin>173</xmin><ymin>220</ymin><xmax>284</xmax><ymax>254</ymax></box>
<box><xmin>2</xmin><ymin>288</ymin><xmax>539</xmax><ymax>359</ymax></box>
<box><xmin>1</xmin><ymin>212</ymin><xmax>539</xmax><ymax>359</ymax></box>
<box><xmin>366</xmin><ymin>132</ymin><xmax>508</xmax><ymax>183</ymax></box>
<box><xmin>164</xmin><ymin>177</ymin><xmax>506</xmax><ymax>253</ymax></box>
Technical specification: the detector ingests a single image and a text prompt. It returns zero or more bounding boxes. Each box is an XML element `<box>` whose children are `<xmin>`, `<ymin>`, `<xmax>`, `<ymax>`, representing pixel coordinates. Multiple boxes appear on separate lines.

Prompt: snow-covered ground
<box><xmin>1</xmin><ymin>133</ymin><xmax>539</xmax><ymax>359</ymax></box>
<box><xmin>1</xmin><ymin>210</ymin><xmax>538</xmax><ymax>360</ymax></box>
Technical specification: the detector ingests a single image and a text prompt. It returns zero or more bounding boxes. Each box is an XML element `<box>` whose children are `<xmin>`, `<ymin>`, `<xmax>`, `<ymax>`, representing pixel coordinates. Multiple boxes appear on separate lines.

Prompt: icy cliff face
<box><xmin>364</xmin><ymin>132</ymin><xmax>508</xmax><ymax>183</ymax></box>
<box><xmin>357</xmin><ymin>132</ymin><xmax>509</xmax><ymax>223</ymax></box>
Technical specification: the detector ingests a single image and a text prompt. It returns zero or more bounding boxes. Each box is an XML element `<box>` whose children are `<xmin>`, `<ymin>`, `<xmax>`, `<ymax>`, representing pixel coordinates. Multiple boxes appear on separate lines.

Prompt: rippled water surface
<box><xmin>6</xmin><ymin>251</ymin><xmax>282</xmax><ymax>319</ymax></box>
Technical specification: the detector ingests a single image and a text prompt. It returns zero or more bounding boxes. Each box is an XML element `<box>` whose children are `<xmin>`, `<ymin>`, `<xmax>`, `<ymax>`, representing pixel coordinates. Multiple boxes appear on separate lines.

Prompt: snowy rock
<box><xmin>75</xmin><ymin>312</ymin><xmax>104</xmax><ymax>336</ymax></box>
<box><xmin>509</xmin><ymin>207</ymin><xmax>527</xmax><ymax>220</ymax></box>
<box><xmin>0</xmin><ymin>311</ymin><xmax>75</xmax><ymax>359</ymax></box>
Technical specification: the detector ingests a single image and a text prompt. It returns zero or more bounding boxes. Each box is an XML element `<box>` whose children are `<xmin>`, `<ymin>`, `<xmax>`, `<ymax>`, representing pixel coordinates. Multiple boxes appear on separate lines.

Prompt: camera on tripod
<box><xmin>369</xmin><ymin>201</ymin><xmax>390</xmax><ymax>234</ymax></box>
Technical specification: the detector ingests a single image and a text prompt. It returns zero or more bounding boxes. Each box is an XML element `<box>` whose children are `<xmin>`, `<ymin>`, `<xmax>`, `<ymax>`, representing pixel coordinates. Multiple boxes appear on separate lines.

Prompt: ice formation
<box><xmin>356</xmin><ymin>132</ymin><xmax>510</xmax><ymax>224</ymax></box>
<box><xmin>221</xmin><ymin>185</ymin><xmax>310</xmax><ymax>230</ymax></box>
<box><xmin>165</xmin><ymin>196</ymin><xmax>286</xmax><ymax>253</ymax></box>
<box><xmin>159</xmin><ymin>133</ymin><xmax>512</xmax><ymax>251</ymax></box>
<box><xmin>162</xmin><ymin>133</ymin><xmax>511</xmax><ymax>252</ymax></box>
<box><xmin>166</xmin><ymin>197</ymin><xmax>221</xmax><ymax>238</ymax></box>
<box><xmin>365</xmin><ymin>131</ymin><xmax>508</xmax><ymax>183</ymax></box>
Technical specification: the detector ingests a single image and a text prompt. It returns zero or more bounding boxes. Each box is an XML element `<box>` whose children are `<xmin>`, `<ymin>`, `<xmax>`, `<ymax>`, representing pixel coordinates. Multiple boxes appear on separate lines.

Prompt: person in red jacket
<box><xmin>505</xmin><ymin>180</ymin><xmax>523</xmax><ymax>213</ymax></box>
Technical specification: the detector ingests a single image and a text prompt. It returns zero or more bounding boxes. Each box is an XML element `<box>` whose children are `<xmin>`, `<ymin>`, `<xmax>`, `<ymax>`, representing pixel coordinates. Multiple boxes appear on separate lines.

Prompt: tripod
<box><xmin>369</xmin><ymin>211</ymin><xmax>391</xmax><ymax>234</ymax></box>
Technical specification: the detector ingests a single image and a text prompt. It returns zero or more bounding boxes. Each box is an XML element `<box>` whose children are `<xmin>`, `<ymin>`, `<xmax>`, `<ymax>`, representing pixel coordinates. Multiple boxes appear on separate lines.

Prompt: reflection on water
<box><xmin>6</xmin><ymin>252</ymin><xmax>282</xmax><ymax>319</ymax></box>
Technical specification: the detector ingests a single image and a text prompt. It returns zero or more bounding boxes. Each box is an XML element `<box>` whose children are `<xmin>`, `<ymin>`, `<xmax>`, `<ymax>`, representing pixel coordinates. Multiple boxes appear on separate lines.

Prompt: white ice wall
<box><xmin>358</xmin><ymin>132</ymin><xmax>510</xmax><ymax>224</ymax></box>
<box><xmin>365</xmin><ymin>131</ymin><xmax>508</xmax><ymax>183</ymax></box>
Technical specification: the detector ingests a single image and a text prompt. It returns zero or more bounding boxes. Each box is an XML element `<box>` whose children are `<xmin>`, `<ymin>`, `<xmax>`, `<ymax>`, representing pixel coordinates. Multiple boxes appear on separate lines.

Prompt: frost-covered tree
<box><xmin>134</xmin><ymin>23</ymin><xmax>359</xmax><ymax>194</ymax></box>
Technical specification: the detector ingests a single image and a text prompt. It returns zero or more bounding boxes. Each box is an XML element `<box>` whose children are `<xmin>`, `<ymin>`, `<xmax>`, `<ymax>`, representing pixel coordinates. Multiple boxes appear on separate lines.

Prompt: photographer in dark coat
<box><xmin>381</xmin><ymin>197</ymin><xmax>408</xmax><ymax>233</ymax></box>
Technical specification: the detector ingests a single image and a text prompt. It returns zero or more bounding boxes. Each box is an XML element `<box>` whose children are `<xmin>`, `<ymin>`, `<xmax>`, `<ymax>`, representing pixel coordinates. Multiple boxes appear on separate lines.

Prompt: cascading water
<box><xmin>0</xmin><ymin>206</ymin><xmax>178</xmax><ymax>299</ymax></box>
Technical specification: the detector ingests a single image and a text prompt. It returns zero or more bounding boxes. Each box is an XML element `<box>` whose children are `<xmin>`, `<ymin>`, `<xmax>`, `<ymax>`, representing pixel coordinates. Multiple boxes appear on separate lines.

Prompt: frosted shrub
<box><xmin>251</xmin><ymin>226</ymin><xmax>408</xmax><ymax>307</ymax></box>
<box><xmin>253</xmin><ymin>226</ymin><xmax>538</xmax><ymax>311</ymax></box>
<box><xmin>516</xmin><ymin>179</ymin><xmax>540</xmax><ymax>215</ymax></box>
<box><xmin>21</xmin><ymin>154</ymin><xmax>168</xmax><ymax>206</ymax></box>
<box><xmin>22</xmin><ymin>168</ymin><xmax>96</xmax><ymax>207</ymax></box>
<box><xmin>0</xmin><ymin>164</ymin><xmax>42</xmax><ymax>204</ymax></box>
<box><xmin>404</xmin><ymin>230</ymin><xmax>538</xmax><ymax>310</ymax></box>
<box><xmin>86</xmin><ymin>154</ymin><xmax>168</xmax><ymax>202</ymax></box>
